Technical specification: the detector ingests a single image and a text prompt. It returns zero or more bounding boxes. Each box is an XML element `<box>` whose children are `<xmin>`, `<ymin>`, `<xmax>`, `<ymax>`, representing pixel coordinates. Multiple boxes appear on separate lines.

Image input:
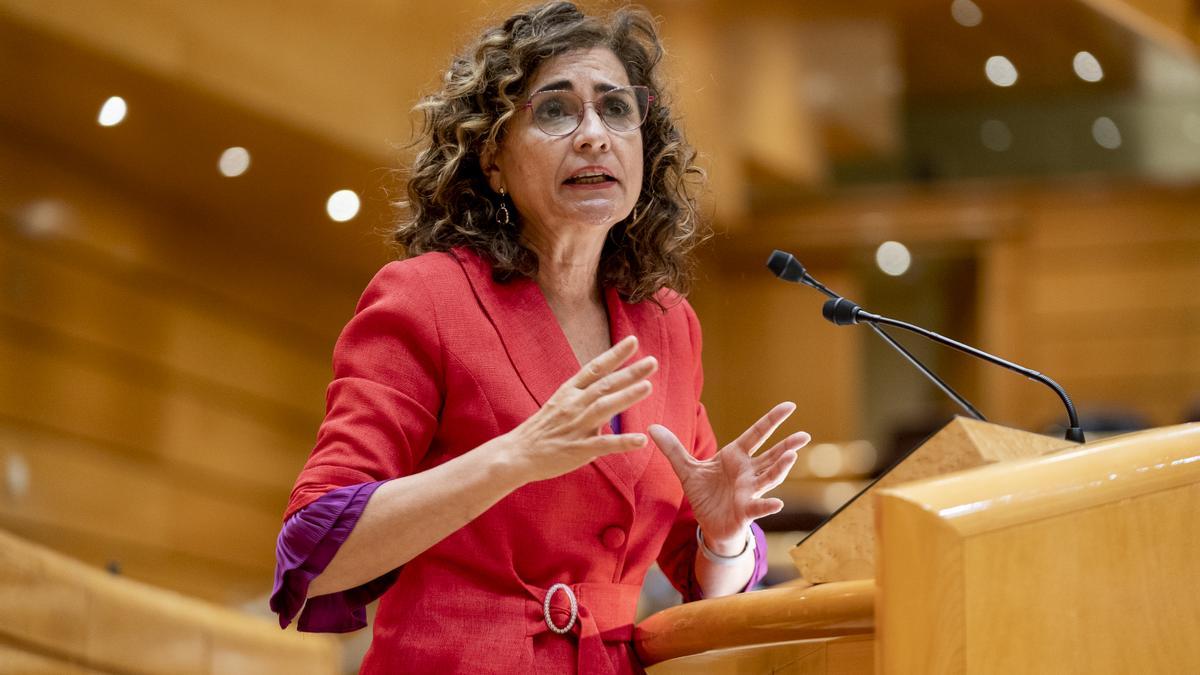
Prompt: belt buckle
<box><xmin>542</xmin><ymin>583</ymin><xmax>578</xmax><ymax>634</ymax></box>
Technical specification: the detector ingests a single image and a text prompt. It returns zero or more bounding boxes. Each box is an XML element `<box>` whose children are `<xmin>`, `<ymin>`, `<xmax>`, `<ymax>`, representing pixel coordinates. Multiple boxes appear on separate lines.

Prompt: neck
<box><xmin>523</xmin><ymin>225</ymin><xmax>606</xmax><ymax>307</ymax></box>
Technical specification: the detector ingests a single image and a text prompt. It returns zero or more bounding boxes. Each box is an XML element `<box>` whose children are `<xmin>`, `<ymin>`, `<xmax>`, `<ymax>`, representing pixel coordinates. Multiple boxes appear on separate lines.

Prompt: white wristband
<box><xmin>696</xmin><ymin>526</ymin><xmax>755</xmax><ymax>566</ymax></box>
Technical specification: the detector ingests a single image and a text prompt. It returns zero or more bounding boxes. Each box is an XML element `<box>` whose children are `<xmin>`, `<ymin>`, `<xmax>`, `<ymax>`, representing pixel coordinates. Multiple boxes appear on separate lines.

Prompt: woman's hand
<box><xmin>649</xmin><ymin>403</ymin><xmax>809</xmax><ymax>555</ymax></box>
<box><xmin>503</xmin><ymin>335</ymin><xmax>657</xmax><ymax>483</ymax></box>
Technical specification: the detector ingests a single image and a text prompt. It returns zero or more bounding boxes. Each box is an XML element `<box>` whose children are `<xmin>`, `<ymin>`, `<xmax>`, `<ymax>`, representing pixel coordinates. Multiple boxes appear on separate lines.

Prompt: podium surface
<box><xmin>637</xmin><ymin>422</ymin><xmax>1200</xmax><ymax>674</ymax></box>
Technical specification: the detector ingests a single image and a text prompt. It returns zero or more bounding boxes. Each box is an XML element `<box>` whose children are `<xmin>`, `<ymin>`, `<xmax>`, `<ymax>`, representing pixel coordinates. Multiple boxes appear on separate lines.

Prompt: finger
<box><xmin>745</xmin><ymin>497</ymin><xmax>785</xmax><ymax>520</ymax></box>
<box><xmin>576</xmin><ymin>380</ymin><xmax>653</xmax><ymax>431</ymax></box>
<box><xmin>731</xmin><ymin>402</ymin><xmax>797</xmax><ymax>456</ymax></box>
<box><xmin>647</xmin><ymin>424</ymin><xmax>697</xmax><ymax>476</ymax></box>
<box><xmin>751</xmin><ymin>431</ymin><xmax>811</xmax><ymax>469</ymax></box>
<box><xmin>575</xmin><ymin>433</ymin><xmax>649</xmax><ymax>457</ymax></box>
<box><xmin>753</xmin><ymin>450</ymin><xmax>798</xmax><ymax>495</ymax></box>
<box><xmin>584</xmin><ymin>356</ymin><xmax>657</xmax><ymax>401</ymax></box>
<box><xmin>570</xmin><ymin>336</ymin><xmax>639</xmax><ymax>389</ymax></box>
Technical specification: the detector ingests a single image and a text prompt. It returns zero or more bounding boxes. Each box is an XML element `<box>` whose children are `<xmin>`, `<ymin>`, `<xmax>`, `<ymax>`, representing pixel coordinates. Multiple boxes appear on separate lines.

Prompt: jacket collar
<box><xmin>451</xmin><ymin>247</ymin><xmax>666</xmax><ymax>501</ymax></box>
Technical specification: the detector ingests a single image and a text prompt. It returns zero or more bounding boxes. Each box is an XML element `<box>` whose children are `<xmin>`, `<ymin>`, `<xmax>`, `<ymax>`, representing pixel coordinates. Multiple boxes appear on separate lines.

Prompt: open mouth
<box><xmin>564</xmin><ymin>173</ymin><xmax>617</xmax><ymax>185</ymax></box>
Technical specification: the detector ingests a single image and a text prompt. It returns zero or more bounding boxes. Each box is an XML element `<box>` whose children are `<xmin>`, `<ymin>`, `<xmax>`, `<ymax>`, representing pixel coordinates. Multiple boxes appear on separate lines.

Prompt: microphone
<box><xmin>767</xmin><ymin>250</ymin><xmax>986</xmax><ymax>423</ymax></box>
<box><xmin>819</xmin><ymin>296</ymin><xmax>1085</xmax><ymax>443</ymax></box>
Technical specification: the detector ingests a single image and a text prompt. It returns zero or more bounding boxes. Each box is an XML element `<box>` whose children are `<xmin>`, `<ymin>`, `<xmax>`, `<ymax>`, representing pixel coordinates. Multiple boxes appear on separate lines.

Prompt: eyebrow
<box><xmin>532</xmin><ymin>80</ymin><xmax>620</xmax><ymax>94</ymax></box>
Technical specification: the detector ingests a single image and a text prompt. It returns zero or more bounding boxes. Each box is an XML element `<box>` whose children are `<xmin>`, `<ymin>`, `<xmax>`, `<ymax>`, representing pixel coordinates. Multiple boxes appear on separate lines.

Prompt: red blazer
<box><xmin>286</xmin><ymin>247</ymin><xmax>717</xmax><ymax>674</ymax></box>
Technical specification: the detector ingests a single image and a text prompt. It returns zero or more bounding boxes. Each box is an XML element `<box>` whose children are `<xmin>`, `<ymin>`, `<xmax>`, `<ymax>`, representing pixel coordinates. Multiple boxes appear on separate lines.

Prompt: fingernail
<box><xmin>632</xmin><ymin>434</ymin><xmax>647</xmax><ymax>445</ymax></box>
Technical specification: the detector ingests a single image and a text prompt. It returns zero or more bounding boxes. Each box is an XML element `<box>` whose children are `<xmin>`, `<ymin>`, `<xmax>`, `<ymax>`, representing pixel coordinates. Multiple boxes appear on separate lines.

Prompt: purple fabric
<box><xmin>271</xmin><ymin>473</ymin><xmax>771</xmax><ymax>633</ymax></box>
<box><xmin>270</xmin><ymin>480</ymin><xmax>396</xmax><ymax>632</ymax></box>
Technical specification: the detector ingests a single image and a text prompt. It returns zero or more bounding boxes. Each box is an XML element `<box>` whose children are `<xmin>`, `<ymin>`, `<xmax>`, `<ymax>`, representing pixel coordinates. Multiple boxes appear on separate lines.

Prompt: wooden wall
<box><xmin>0</xmin><ymin>137</ymin><xmax>365</xmax><ymax>605</ymax></box>
<box><xmin>980</xmin><ymin>182</ymin><xmax>1200</xmax><ymax>430</ymax></box>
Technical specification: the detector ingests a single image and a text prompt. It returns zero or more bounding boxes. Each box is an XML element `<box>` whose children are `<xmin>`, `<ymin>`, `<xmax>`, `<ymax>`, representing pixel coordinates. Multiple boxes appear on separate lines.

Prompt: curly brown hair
<box><xmin>393</xmin><ymin>2</ymin><xmax>708</xmax><ymax>302</ymax></box>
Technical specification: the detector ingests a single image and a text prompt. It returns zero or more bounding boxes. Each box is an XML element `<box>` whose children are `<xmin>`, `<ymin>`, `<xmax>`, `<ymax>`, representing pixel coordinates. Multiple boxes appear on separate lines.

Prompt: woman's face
<box><xmin>486</xmin><ymin>47</ymin><xmax>644</xmax><ymax>245</ymax></box>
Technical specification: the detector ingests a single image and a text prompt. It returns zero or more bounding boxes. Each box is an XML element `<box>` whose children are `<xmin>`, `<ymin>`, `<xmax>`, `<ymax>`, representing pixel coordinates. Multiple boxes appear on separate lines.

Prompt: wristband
<box><xmin>696</xmin><ymin>525</ymin><xmax>755</xmax><ymax>565</ymax></box>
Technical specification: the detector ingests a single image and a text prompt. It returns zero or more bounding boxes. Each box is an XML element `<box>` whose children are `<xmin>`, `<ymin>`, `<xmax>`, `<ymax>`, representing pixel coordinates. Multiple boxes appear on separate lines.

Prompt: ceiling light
<box><xmin>951</xmin><ymin>0</ymin><xmax>983</xmax><ymax>27</ymax></box>
<box><xmin>1073</xmin><ymin>51</ymin><xmax>1104</xmax><ymax>82</ymax></box>
<box><xmin>875</xmin><ymin>241</ymin><xmax>912</xmax><ymax>276</ymax></box>
<box><xmin>1092</xmin><ymin>116</ymin><xmax>1122</xmax><ymax>149</ymax></box>
<box><xmin>218</xmin><ymin>147</ymin><xmax>251</xmax><ymax>177</ymax></box>
<box><xmin>326</xmin><ymin>189</ymin><xmax>361</xmax><ymax>222</ymax></box>
<box><xmin>985</xmin><ymin>56</ymin><xmax>1018</xmax><ymax>87</ymax></box>
<box><xmin>98</xmin><ymin>96</ymin><xmax>127</xmax><ymax>126</ymax></box>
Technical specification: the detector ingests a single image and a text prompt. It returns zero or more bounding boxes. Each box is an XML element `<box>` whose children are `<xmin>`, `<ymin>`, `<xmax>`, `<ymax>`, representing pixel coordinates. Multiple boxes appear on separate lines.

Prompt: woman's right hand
<box><xmin>501</xmin><ymin>335</ymin><xmax>657</xmax><ymax>482</ymax></box>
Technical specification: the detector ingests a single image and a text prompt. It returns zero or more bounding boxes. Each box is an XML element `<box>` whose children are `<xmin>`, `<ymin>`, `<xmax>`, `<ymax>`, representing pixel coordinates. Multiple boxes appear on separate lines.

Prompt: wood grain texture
<box><xmin>876</xmin><ymin>423</ymin><xmax>1200</xmax><ymax>674</ymax></box>
<box><xmin>790</xmin><ymin>418</ymin><xmax>1073</xmax><ymax>582</ymax></box>
<box><xmin>646</xmin><ymin>634</ymin><xmax>874</xmax><ymax>675</ymax></box>
<box><xmin>634</xmin><ymin>579</ymin><xmax>874</xmax><ymax>666</ymax></box>
<box><xmin>0</xmin><ymin>529</ymin><xmax>340</xmax><ymax>675</ymax></box>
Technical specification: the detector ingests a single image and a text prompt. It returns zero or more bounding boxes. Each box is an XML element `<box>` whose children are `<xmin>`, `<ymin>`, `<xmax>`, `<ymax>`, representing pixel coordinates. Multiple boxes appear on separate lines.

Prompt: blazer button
<box><xmin>600</xmin><ymin>525</ymin><xmax>626</xmax><ymax>550</ymax></box>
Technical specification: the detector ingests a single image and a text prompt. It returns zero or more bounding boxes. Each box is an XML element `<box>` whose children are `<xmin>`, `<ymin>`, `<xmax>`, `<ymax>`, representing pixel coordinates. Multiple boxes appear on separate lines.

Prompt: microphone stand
<box><xmin>766</xmin><ymin>250</ymin><xmax>986</xmax><ymax>422</ymax></box>
<box><xmin>823</xmin><ymin>297</ymin><xmax>1085</xmax><ymax>443</ymax></box>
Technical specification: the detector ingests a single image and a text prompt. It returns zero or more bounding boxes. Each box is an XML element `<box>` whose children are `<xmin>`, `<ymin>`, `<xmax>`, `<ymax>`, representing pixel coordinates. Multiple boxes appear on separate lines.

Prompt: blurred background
<box><xmin>1</xmin><ymin>0</ymin><xmax>1198</xmax><ymax>671</ymax></box>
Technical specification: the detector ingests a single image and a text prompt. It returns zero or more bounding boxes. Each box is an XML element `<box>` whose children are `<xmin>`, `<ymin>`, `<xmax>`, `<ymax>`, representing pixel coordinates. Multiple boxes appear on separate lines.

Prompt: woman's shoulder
<box><xmin>370</xmin><ymin>250</ymin><xmax>465</xmax><ymax>286</ymax></box>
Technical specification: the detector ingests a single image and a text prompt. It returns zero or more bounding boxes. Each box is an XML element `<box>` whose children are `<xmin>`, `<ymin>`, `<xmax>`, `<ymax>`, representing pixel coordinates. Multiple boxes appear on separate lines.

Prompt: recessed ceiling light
<box><xmin>326</xmin><ymin>189</ymin><xmax>361</xmax><ymax>222</ymax></box>
<box><xmin>218</xmin><ymin>147</ymin><xmax>251</xmax><ymax>177</ymax></box>
<box><xmin>98</xmin><ymin>96</ymin><xmax>127</xmax><ymax>126</ymax></box>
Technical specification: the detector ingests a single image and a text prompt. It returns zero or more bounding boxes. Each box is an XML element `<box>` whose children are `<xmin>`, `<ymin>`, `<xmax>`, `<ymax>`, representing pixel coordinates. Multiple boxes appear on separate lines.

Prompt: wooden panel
<box><xmin>791</xmin><ymin>418</ymin><xmax>1072</xmax><ymax>583</ymax></box>
<box><xmin>0</xmin><ymin>233</ymin><xmax>330</xmax><ymax>417</ymax></box>
<box><xmin>0</xmin><ymin>337</ymin><xmax>311</xmax><ymax>495</ymax></box>
<box><xmin>0</xmin><ymin>644</ymin><xmax>100</xmax><ymax>674</ymax></box>
<box><xmin>0</xmin><ymin>424</ymin><xmax>279</xmax><ymax>574</ymax></box>
<box><xmin>0</xmin><ymin>528</ymin><xmax>340</xmax><ymax>675</ymax></box>
<box><xmin>876</xmin><ymin>424</ymin><xmax>1200</xmax><ymax>674</ymax></box>
<box><xmin>647</xmin><ymin>634</ymin><xmax>873</xmax><ymax>675</ymax></box>
<box><xmin>634</xmin><ymin>579</ymin><xmax>874</xmax><ymax>666</ymax></box>
<box><xmin>690</xmin><ymin>263</ymin><xmax>862</xmax><ymax>447</ymax></box>
<box><xmin>0</xmin><ymin>141</ymin><xmax>360</xmax><ymax>347</ymax></box>
<box><xmin>962</xmin><ymin>483</ymin><xmax>1199</xmax><ymax>672</ymax></box>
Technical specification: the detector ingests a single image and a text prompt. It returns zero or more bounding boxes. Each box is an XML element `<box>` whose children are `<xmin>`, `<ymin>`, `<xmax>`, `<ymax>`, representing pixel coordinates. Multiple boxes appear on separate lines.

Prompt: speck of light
<box><xmin>98</xmin><ymin>96</ymin><xmax>127</xmax><ymax>126</ymax></box>
<box><xmin>326</xmin><ymin>189</ymin><xmax>361</xmax><ymax>222</ymax></box>
<box><xmin>1073</xmin><ymin>51</ymin><xmax>1104</xmax><ymax>82</ymax></box>
<box><xmin>1092</xmin><ymin>116</ymin><xmax>1122</xmax><ymax>149</ymax></box>
<box><xmin>218</xmin><ymin>147</ymin><xmax>251</xmax><ymax>177</ymax></box>
<box><xmin>981</xmin><ymin>119</ymin><xmax>1013</xmax><ymax>152</ymax></box>
<box><xmin>806</xmin><ymin>444</ymin><xmax>843</xmax><ymax>478</ymax></box>
<box><xmin>951</xmin><ymin>0</ymin><xmax>983</xmax><ymax>27</ymax></box>
<box><xmin>875</xmin><ymin>241</ymin><xmax>912</xmax><ymax>276</ymax></box>
<box><xmin>985</xmin><ymin>56</ymin><xmax>1018</xmax><ymax>87</ymax></box>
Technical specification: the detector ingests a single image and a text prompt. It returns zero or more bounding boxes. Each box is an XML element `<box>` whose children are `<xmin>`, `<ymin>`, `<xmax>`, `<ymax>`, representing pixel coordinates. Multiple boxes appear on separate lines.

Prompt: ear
<box><xmin>479</xmin><ymin>140</ymin><xmax>504</xmax><ymax>194</ymax></box>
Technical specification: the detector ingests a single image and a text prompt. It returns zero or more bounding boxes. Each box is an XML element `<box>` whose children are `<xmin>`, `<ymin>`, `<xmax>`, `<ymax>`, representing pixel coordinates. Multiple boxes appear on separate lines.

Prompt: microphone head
<box><xmin>766</xmin><ymin>250</ymin><xmax>808</xmax><ymax>283</ymax></box>
<box><xmin>822</xmin><ymin>298</ymin><xmax>862</xmax><ymax>326</ymax></box>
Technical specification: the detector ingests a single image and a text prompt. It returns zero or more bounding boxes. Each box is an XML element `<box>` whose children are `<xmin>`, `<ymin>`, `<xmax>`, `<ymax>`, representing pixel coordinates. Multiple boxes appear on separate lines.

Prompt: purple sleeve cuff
<box><xmin>683</xmin><ymin>522</ymin><xmax>770</xmax><ymax>602</ymax></box>
<box><xmin>269</xmin><ymin>480</ymin><xmax>396</xmax><ymax>632</ymax></box>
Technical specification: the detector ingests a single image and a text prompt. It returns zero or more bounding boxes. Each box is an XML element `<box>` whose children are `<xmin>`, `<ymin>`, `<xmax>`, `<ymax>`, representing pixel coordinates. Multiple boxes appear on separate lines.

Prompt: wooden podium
<box><xmin>635</xmin><ymin>419</ymin><xmax>1200</xmax><ymax>674</ymax></box>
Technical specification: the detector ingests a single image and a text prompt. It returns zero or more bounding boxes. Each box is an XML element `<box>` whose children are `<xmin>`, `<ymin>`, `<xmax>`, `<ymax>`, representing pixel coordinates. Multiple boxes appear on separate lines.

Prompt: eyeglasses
<box><xmin>521</xmin><ymin>86</ymin><xmax>654</xmax><ymax>136</ymax></box>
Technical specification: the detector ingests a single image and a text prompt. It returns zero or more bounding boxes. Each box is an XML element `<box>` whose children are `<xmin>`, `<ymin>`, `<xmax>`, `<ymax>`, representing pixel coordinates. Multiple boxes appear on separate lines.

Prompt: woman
<box><xmin>271</xmin><ymin>3</ymin><xmax>809</xmax><ymax>672</ymax></box>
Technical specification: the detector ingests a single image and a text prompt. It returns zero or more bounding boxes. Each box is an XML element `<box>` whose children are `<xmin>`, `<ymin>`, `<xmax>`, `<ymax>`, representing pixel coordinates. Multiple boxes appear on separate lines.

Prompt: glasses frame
<box><xmin>520</xmin><ymin>85</ymin><xmax>655</xmax><ymax>137</ymax></box>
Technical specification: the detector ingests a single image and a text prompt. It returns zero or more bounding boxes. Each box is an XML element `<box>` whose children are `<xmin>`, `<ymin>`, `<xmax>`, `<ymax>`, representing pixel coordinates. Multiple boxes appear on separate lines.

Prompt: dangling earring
<box><xmin>497</xmin><ymin>187</ymin><xmax>511</xmax><ymax>226</ymax></box>
<box><xmin>629</xmin><ymin>204</ymin><xmax>639</xmax><ymax>226</ymax></box>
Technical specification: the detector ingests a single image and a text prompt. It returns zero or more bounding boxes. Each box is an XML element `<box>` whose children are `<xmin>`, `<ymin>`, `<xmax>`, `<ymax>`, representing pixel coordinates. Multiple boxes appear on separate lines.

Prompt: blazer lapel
<box><xmin>599</xmin><ymin>286</ymin><xmax>669</xmax><ymax>494</ymax></box>
<box><xmin>452</xmin><ymin>248</ymin><xmax>579</xmax><ymax>408</ymax></box>
<box><xmin>451</xmin><ymin>248</ymin><xmax>669</xmax><ymax>504</ymax></box>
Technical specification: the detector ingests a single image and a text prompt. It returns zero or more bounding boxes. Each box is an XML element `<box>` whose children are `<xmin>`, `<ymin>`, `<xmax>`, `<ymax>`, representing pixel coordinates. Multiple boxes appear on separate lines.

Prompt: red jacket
<box><xmin>286</xmin><ymin>248</ymin><xmax>717</xmax><ymax>673</ymax></box>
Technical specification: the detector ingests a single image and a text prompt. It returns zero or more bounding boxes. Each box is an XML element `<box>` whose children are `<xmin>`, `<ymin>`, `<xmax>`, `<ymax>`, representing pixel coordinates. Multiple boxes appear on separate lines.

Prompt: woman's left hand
<box><xmin>648</xmin><ymin>402</ymin><xmax>809</xmax><ymax>555</ymax></box>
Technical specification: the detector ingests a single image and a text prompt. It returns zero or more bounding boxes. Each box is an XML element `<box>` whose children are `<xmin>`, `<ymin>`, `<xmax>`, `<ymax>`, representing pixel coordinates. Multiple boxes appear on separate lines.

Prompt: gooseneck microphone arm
<box><xmin>823</xmin><ymin>297</ymin><xmax>1085</xmax><ymax>443</ymax></box>
<box><xmin>766</xmin><ymin>250</ymin><xmax>987</xmax><ymax>423</ymax></box>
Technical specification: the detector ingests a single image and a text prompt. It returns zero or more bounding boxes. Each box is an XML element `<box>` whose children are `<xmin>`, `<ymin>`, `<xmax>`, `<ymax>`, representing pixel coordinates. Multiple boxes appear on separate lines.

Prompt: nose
<box><xmin>572</xmin><ymin>103</ymin><xmax>611</xmax><ymax>153</ymax></box>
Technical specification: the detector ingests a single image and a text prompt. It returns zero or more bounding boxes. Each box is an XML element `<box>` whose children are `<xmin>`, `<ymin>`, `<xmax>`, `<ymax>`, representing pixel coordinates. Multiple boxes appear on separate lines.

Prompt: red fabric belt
<box><xmin>522</xmin><ymin>581</ymin><xmax>642</xmax><ymax>674</ymax></box>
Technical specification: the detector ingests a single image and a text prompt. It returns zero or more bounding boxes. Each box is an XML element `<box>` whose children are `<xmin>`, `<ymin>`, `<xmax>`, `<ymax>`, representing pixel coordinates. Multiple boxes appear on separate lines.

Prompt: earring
<box><xmin>497</xmin><ymin>187</ymin><xmax>511</xmax><ymax>226</ymax></box>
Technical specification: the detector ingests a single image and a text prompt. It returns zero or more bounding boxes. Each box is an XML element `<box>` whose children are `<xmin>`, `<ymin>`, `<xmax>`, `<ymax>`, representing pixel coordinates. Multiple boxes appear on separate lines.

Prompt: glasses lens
<box><xmin>599</xmin><ymin>87</ymin><xmax>649</xmax><ymax>131</ymax></box>
<box><xmin>531</xmin><ymin>91</ymin><xmax>582</xmax><ymax>135</ymax></box>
